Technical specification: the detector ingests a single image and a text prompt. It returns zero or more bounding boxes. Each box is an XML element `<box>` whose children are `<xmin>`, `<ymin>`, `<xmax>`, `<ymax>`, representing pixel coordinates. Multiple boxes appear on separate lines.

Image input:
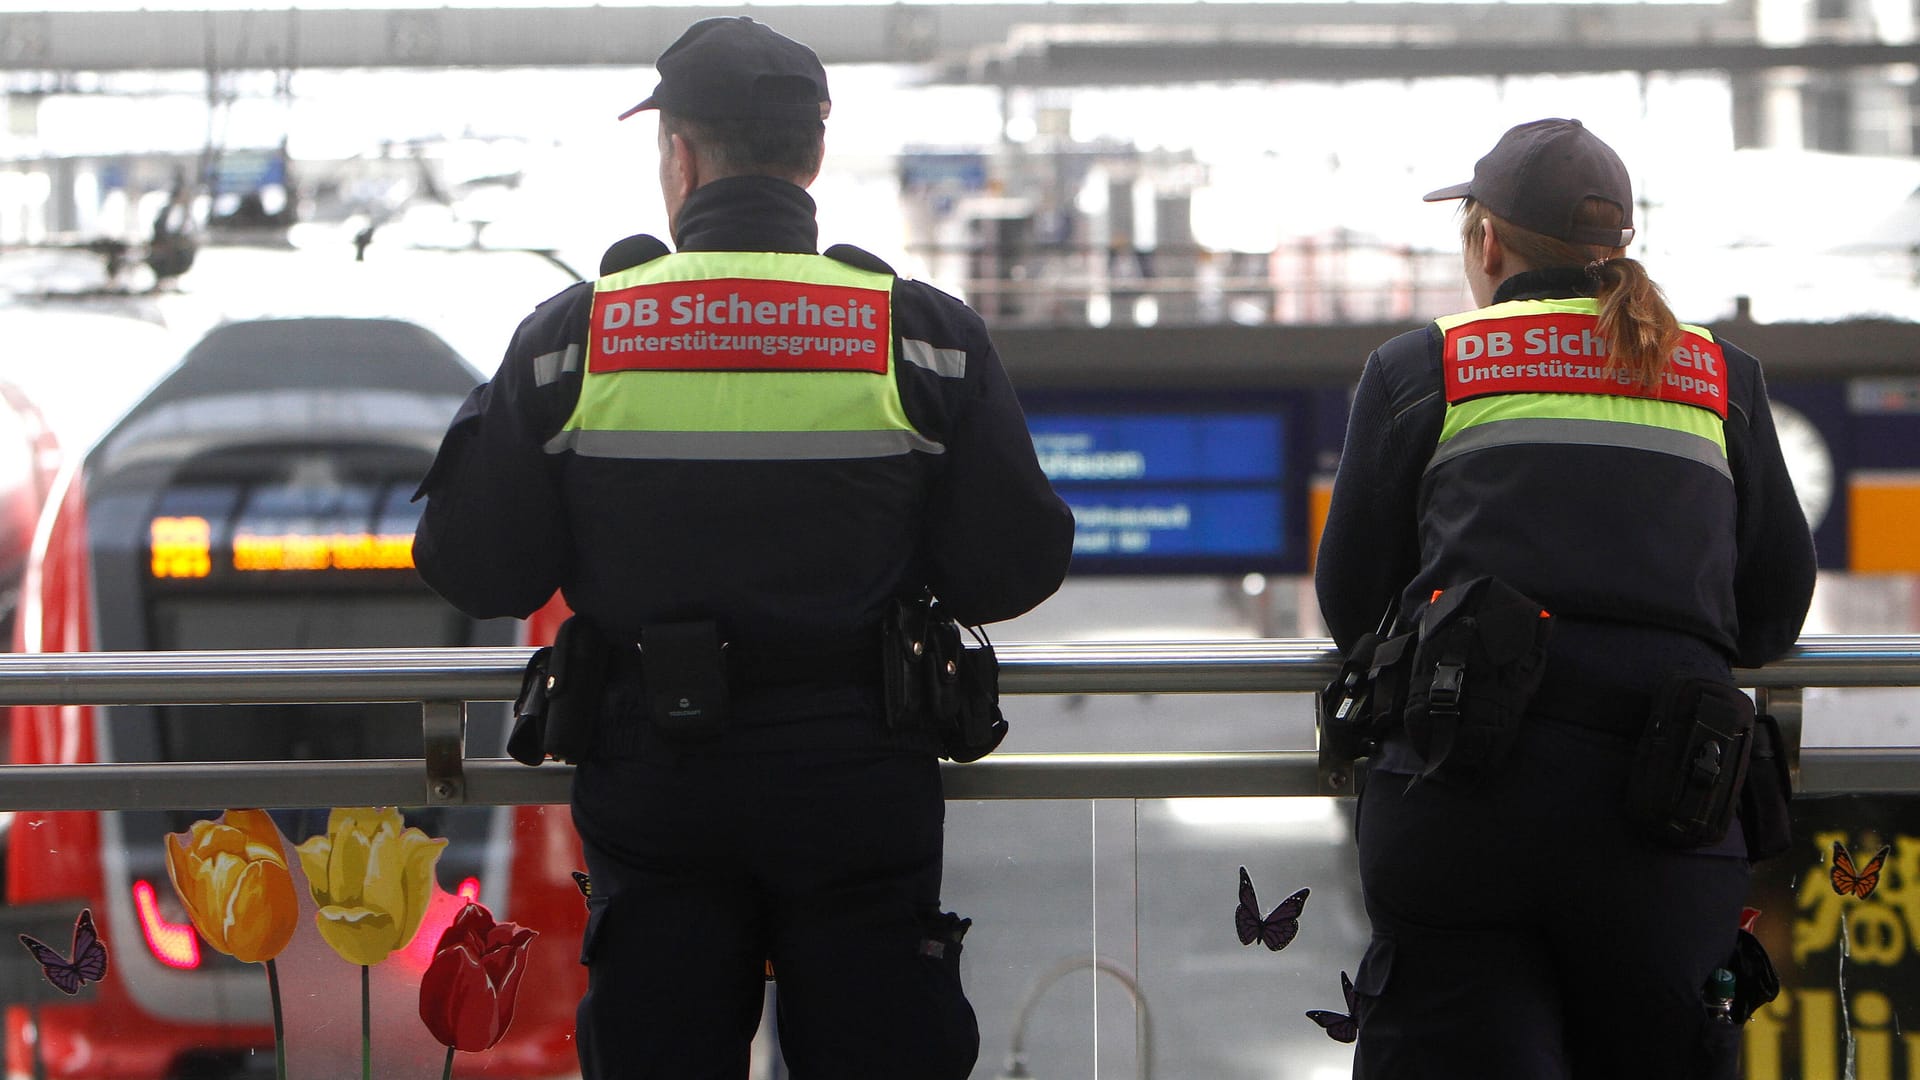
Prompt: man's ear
<box><xmin>1477</xmin><ymin>219</ymin><xmax>1505</xmax><ymax>282</ymax></box>
<box><xmin>665</xmin><ymin>131</ymin><xmax>699</xmax><ymax>202</ymax></box>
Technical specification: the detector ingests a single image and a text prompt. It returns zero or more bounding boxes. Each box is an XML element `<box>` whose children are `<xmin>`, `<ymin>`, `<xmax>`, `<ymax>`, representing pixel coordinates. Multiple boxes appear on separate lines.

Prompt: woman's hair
<box><xmin>1462</xmin><ymin>197</ymin><xmax>1680</xmax><ymax>388</ymax></box>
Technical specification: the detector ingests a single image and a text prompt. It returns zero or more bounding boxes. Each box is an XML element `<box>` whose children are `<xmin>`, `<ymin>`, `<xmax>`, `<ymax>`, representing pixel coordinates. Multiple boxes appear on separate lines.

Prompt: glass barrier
<box><xmin>0</xmin><ymin>787</ymin><xmax>1912</xmax><ymax>1079</ymax></box>
<box><xmin>0</xmin><ymin>640</ymin><xmax>1917</xmax><ymax>1079</ymax></box>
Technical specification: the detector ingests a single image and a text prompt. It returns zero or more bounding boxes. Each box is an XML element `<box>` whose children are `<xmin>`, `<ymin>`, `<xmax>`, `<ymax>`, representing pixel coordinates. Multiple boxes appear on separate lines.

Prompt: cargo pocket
<box><xmin>1352</xmin><ymin>935</ymin><xmax>1396</xmax><ymax>1032</ymax></box>
<box><xmin>1692</xmin><ymin>1015</ymin><xmax>1742</xmax><ymax>1080</ymax></box>
<box><xmin>917</xmin><ymin>907</ymin><xmax>980</xmax><ymax>1080</ymax></box>
<box><xmin>579</xmin><ymin>895</ymin><xmax>610</xmax><ymax>967</ymax></box>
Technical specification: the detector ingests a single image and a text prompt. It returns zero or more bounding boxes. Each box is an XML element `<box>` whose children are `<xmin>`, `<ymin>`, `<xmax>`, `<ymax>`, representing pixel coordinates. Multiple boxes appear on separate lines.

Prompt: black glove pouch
<box><xmin>1625</xmin><ymin>676</ymin><xmax>1754</xmax><ymax>849</ymax></box>
<box><xmin>507</xmin><ymin>615</ymin><xmax>611</xmax><ymax>766</ymax></box>
<box><xmin>1400</xmin><ymin>577</ymin><xmax>1553</xmax><ymax>785</ymax></box>
<box><xmin>641</xmin><ymin>620</ymin><xmax>731</xmax><ymax>742</ymax></box>
<box><xmin>1726</xmin><ymin>927</ymin><xmax>1781</xmax><ymax>1023</ymax></box>
<box><xmin>883</xmin><ymin>594</ymin><xmax>1007</xmax><ymax>762</ymax></box>
<box><xmin>1319</xmin><ymin>627</ymin><xmax>1413</xmax><ymax>762</ymax></box>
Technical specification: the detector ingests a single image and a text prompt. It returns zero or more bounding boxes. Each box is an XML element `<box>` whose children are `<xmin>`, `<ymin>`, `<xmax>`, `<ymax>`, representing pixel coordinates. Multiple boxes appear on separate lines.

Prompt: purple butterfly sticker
<box><xmin>19</xmin><ymin>908</ymin><xmax>108</xmax><ymax>996</ymax></box>
<box><xmin>1305</xmin><ymin>970</ymin><xmax>1359</xmax><ymax>1043</ymax></box>
<box><xmin>1234</xmin><ymin>866</ymin><xmax>1308</xmax><ymax>952</ymax></box>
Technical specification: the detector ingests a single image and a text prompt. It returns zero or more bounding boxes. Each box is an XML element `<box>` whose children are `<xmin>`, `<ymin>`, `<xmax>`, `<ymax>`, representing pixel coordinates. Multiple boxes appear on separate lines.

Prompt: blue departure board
<box><xmin>1027</xmin><ymin>404</ymin><xmax>1300</xmax><ymax>573</ymax></box>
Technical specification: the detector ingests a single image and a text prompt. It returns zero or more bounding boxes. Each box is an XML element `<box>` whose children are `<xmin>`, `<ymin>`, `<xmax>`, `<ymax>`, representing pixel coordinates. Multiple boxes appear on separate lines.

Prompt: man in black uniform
<box><xmin>411</xmin><ymin>17</ymin><xmax>1073</xmax><ymax>1079</ymax></box>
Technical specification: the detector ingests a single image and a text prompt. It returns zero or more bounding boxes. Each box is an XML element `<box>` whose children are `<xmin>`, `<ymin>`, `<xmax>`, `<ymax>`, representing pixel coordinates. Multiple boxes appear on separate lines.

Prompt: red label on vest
<box><xmin>1441</xmin><ymin>312</ymin><xmax>1727</xmax><ymax>418</ymax></box>
<box><xmin>591</xmin><ymin>277</ymin><xmax>890</xmax><ymax>374</ymax></box>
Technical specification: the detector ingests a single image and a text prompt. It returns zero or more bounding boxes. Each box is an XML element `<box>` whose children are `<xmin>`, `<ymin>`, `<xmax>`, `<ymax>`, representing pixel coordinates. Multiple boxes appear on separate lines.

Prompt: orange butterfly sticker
<box><xmin>1829</xmin><ymin>839</ymin><xmax>1890</xmax><ymax>899</ymax></box>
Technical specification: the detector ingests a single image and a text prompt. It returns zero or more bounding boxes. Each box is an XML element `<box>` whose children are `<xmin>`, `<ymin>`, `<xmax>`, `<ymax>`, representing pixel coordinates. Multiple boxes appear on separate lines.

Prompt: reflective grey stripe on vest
<box><xmin>900</xmin><ymin>338</ymin><xmax>966</xmax><ymax>379</ymax></box>
<box><xmin>545</xmin><ymin>427</ymin><xmax>945</xmax><ymax>460</ymax></box>
<box><xmin>532</xmin><ymin>345</ymin><xmax>584</xmax><ymax>387</ymax></box>
<box><xmin>1427</xmin><ymin>417</ymin><xmax>1732</xmax><ymax>481</ymax></box>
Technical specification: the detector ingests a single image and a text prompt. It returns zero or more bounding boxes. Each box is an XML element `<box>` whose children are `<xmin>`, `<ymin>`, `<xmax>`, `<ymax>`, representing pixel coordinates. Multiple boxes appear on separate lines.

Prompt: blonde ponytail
<box><xmin>1588</xmin><ymin>257</ymin><xmax>1680</xmax><ymax>388</ymax></box>
<box><xmin>1462</xmin><ymin>199</ymin><xmax>1680</xmax><ymax>388</ymax></box>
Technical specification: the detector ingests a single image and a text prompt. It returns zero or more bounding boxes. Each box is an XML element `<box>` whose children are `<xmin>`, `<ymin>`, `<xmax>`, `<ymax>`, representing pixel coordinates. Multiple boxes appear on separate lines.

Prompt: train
<box><xmin>4</xmin><ymin>311</ymin><xmax>582</xmax><ymax>1079</ymax></box>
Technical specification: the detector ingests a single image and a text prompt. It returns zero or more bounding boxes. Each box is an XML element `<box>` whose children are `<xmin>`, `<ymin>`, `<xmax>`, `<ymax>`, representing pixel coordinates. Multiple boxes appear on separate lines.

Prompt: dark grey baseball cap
<box><xmin>618</xmin><ymin>16</ymin><xmax>829</xmax><ymax>122</ymax></box>
<box><xmin>1423</xmin><ymin>118</ymin><xmax>1635</xmax><ymax>247</ymax></box>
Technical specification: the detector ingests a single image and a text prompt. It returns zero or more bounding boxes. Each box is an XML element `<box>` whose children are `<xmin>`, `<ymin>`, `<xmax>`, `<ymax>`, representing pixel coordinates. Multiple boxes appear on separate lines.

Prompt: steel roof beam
<box><xmin>0</xmin><ymin>4</ymin><xmax>1888</xmax><ymax>79</ymax></box>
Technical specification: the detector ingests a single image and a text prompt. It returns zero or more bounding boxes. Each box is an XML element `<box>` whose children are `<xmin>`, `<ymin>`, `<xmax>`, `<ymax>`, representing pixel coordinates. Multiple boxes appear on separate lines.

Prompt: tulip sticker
<box><xmin>419</xmin><ymin>902</ymin><xmax>537</xmax><ymax>1079</ymax></box>
<box><xmin>165</xmin><ymin>809</ymin><xmax>300</xmax><ymax>1080</ymax></box>
<box><xmin>296</xmin><ymin>807</ymin><xmax>447</xmax><ymax>1080</ymax></box>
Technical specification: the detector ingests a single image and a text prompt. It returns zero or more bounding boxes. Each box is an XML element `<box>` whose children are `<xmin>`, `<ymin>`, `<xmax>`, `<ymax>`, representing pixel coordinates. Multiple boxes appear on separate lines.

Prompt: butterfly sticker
<box><xmin>1305</xmin><ymin>970</ymin><xmax>1359</xmax><ymax>1044</ymax></box>
<box><xmin>18</xmin><ymin>908</ymin><xmax>108</xmax><ymax>996</ymax></box>
<box><xmin>1234</xmin><ymin>866</ymin><xmax>1309</xmax><ymax>952</ymax></box>
<box><xmin>572</xmin><ymin>870</ymin><xmax>593</xmax><ymax>904</ymax></box>
<box><xmin>1830</xmin><ymin>840</ymin><xmax>1891</xmax><ymax>899</ymax></box>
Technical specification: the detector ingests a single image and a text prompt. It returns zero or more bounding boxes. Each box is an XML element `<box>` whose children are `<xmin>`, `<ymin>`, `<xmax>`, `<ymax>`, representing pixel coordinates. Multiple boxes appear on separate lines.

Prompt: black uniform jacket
<box><xmin>1315</xmin><ymin>267</ymin><xmax>1815</xmax><ymax>687</ymax></box>
<box><xmin>412</xmin><ymin>176</ymin><xmax>1073</xmax><ymax>652</ymax></box>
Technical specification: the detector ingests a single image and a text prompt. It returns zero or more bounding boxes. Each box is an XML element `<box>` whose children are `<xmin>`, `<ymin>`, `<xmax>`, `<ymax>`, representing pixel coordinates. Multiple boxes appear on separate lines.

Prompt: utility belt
<box><xmin>508</xmin><ymin>597</ymin><xmax>1006</xmax><ymax>766</ymax></box>
<box><xmin>1316</xmin><ymin>577</ymin><xmax>1794</xmax><ymax>860</ymax></box>
<box><xmin>1318</xmin><ymin>576</ymin><xmax>1553</xmax><ymax>783</ymax></box>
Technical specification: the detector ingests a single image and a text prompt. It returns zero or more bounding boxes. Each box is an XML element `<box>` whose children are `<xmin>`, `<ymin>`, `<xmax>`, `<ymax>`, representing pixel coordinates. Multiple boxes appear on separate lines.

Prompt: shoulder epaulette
<box><xmin>824</xmin><ymin>243</ymin><xmax>896</xmax><ymax>277</ymax></box>
<box><xmin>599</xmin><ymin>234</ymin><xmax>670</xmax><ymax>276</ymax></box>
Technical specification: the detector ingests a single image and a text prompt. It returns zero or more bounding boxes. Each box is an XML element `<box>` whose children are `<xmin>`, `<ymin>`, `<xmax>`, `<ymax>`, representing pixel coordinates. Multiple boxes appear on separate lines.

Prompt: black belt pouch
<box><xmin>507</xmin><ymin>615</ymin><xmax>611</xmax><ymax>765</ymax></box>
<box><xmin>883</xmin><ymin>594</ymin><xmax>1007</xmax><ymax>762</ymax></box>
<box><xmin>1738</xmin><ymin>712</ymin><xmax>1794</xmax><ymax>861</ymax></box>
<box><xmin>1319</xmin><ymin>628</ymin><xmax>1414</xmax><ymax>762</ymax></box>
<box><xmin>1400</xmin><ymin>577</ymin><xmax>1553</xmax><ymax>784</ymax></box>
<box><xmin>507</xmin><ymin>645</ymin><xmax>553</xmax><ymax>766</ymax></box>
<box><xmin>642</xmin><ymin>620</ymin><xmax>731</xmax><ymax>741</ymax></box>
<box><xmin>1625</xmin><ymin>676</ymin><xmax>1754</xmax><ymax>849</ymax></box>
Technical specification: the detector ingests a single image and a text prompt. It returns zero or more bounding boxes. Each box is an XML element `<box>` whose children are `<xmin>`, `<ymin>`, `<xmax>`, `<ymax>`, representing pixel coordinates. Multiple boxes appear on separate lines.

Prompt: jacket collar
<box><xmin>672</xmin><ymin>176</ymin><xmax>819</xmax><ymax>254</ymax></box>
<box><xmin>1491</xmin><ymin>266</ymin><xmax>1594</xmax><ymax>304</ymax></box>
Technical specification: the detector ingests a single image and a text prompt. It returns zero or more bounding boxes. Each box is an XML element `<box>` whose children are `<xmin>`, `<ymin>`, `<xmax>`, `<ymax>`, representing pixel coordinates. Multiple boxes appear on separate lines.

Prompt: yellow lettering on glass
<box><xmin>229</xmin><ymin>532</ymin><xmax>415</xmax><ymax>572</ymax></box>
<box><xmin>150</xmin><ymin>516</ymin><xmax>212</xmax><ymax>579</ymax></box>
<box><xmin>1852</xmin><ymin>991</ymin><xmax>1894</xmax><ymax>1080</ymax></box>
<box><xmin>1746</xmin><ymin>989</ymin><xmax>1908</xmax><ymax>1080</ymax></box>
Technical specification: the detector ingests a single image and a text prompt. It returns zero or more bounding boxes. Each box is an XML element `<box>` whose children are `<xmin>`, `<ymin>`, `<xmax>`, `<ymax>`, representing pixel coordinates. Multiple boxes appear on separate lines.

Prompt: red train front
<box><xmin>6</xmin><ymin>316</ymin><xmax>584</xmax><ymax>1079</ymax></box>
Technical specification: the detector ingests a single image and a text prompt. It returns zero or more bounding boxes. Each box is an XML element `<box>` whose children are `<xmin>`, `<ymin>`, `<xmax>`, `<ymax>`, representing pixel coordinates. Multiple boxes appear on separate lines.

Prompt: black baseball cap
<box><xmin>1423</xmin><ymin>118</ymin><xmax>1635</xmax><ymax>247</ymax></box>
<box><xmin>618</xmin><ymin>17</ymin><xmax>830</xmax><ymax>122</ymax></box>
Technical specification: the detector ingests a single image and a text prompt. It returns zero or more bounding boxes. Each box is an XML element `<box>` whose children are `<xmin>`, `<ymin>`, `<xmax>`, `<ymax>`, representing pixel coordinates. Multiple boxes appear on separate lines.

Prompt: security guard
<box><xmin>411</xmin><ymin>17</ymin><xmax>1073</xmax><ymax>1079</ymax></box>
<box><xmin>1315</xmin><ymin>119</ymin><xmax>1814</xmax><ymax>1079</ymax></box>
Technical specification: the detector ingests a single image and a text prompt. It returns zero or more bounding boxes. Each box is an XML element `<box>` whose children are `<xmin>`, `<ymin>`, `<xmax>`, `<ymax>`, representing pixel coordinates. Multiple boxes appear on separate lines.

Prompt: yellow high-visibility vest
<box><xmin>548</xmin><ymin>251</ymin><xmax>938</xmax><ymax>461</ymax></box>
<box><xmin>1429</xmin><ymin>297</ymin><xmax>1730</xmax><ymax>481</ymax></box>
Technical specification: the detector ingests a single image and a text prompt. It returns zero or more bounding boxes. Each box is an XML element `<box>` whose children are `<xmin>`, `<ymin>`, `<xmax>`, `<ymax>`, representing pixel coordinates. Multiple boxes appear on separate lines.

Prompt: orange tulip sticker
<box><xmin>164</xmin><ymin>809</ymin><xmax>299</xmax><ymax>1080</ymax></box>
<box><xmin>164</xmin><ymin>808</ymin><xmax>299</xmax><ymax>964</ymax></box>
<box><xmin>419</xmin><ymin>902</ymin><xmax>537</xmax><ymax>1076</ymax></box>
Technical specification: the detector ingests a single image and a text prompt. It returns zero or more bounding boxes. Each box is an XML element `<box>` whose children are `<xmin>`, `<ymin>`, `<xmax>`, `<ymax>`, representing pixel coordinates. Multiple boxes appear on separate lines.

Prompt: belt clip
<box><xmin>1429</xmin><ymin>662</ymin><xmax>1465</xmax><ymax>716</ymax></box>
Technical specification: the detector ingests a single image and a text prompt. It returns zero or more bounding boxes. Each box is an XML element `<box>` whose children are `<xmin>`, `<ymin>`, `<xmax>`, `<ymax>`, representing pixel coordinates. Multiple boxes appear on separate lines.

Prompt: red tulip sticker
<box><xmin>420</xmin><ymin>902</ymin><xmax>536</xmax><ymax>1075</ymax></box>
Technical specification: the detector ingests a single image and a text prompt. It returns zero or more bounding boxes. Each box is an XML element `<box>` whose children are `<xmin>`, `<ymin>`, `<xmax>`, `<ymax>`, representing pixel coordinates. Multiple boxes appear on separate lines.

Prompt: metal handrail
<box><xmin>0</xmin><ymin>635</ymin><xmax>1913</xmax><ymax>811</ymax></box>
<box><xmin>1</xmin><ymin>635</ymin><xmax>1914</xmax><ymax>704</ymax></box>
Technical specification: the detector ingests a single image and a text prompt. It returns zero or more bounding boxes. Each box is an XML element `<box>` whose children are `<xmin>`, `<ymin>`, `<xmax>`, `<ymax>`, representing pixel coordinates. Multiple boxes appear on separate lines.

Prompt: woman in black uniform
<box><xmin>1314</xmin><ymin>117</ymin><xmax>1815</xmax><ymax>1079</ymax></box>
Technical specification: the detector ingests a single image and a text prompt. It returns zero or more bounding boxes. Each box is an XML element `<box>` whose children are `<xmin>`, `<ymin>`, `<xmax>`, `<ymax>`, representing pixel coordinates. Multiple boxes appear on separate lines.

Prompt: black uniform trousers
<box><xmin>570</xmin><ymin>740</ymin><xmax>978</xmax><ymax>1080</ymax></box>
<box><xmin>1352</xmin><ymin>714</ymin><xmax>1750</xmax><ymax>1080</ymax></box>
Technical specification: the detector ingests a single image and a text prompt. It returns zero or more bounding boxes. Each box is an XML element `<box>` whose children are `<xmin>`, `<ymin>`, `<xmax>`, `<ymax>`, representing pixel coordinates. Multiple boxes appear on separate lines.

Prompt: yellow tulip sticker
<box><xmin>295</xmin><ymin>807</ymin><xmax>447</xmax><ymax>967</ymax></box>
<box><xmin>164</xmin><ymin>808</ymin><xmax>299</xmax><ymax>964</ymax></box>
